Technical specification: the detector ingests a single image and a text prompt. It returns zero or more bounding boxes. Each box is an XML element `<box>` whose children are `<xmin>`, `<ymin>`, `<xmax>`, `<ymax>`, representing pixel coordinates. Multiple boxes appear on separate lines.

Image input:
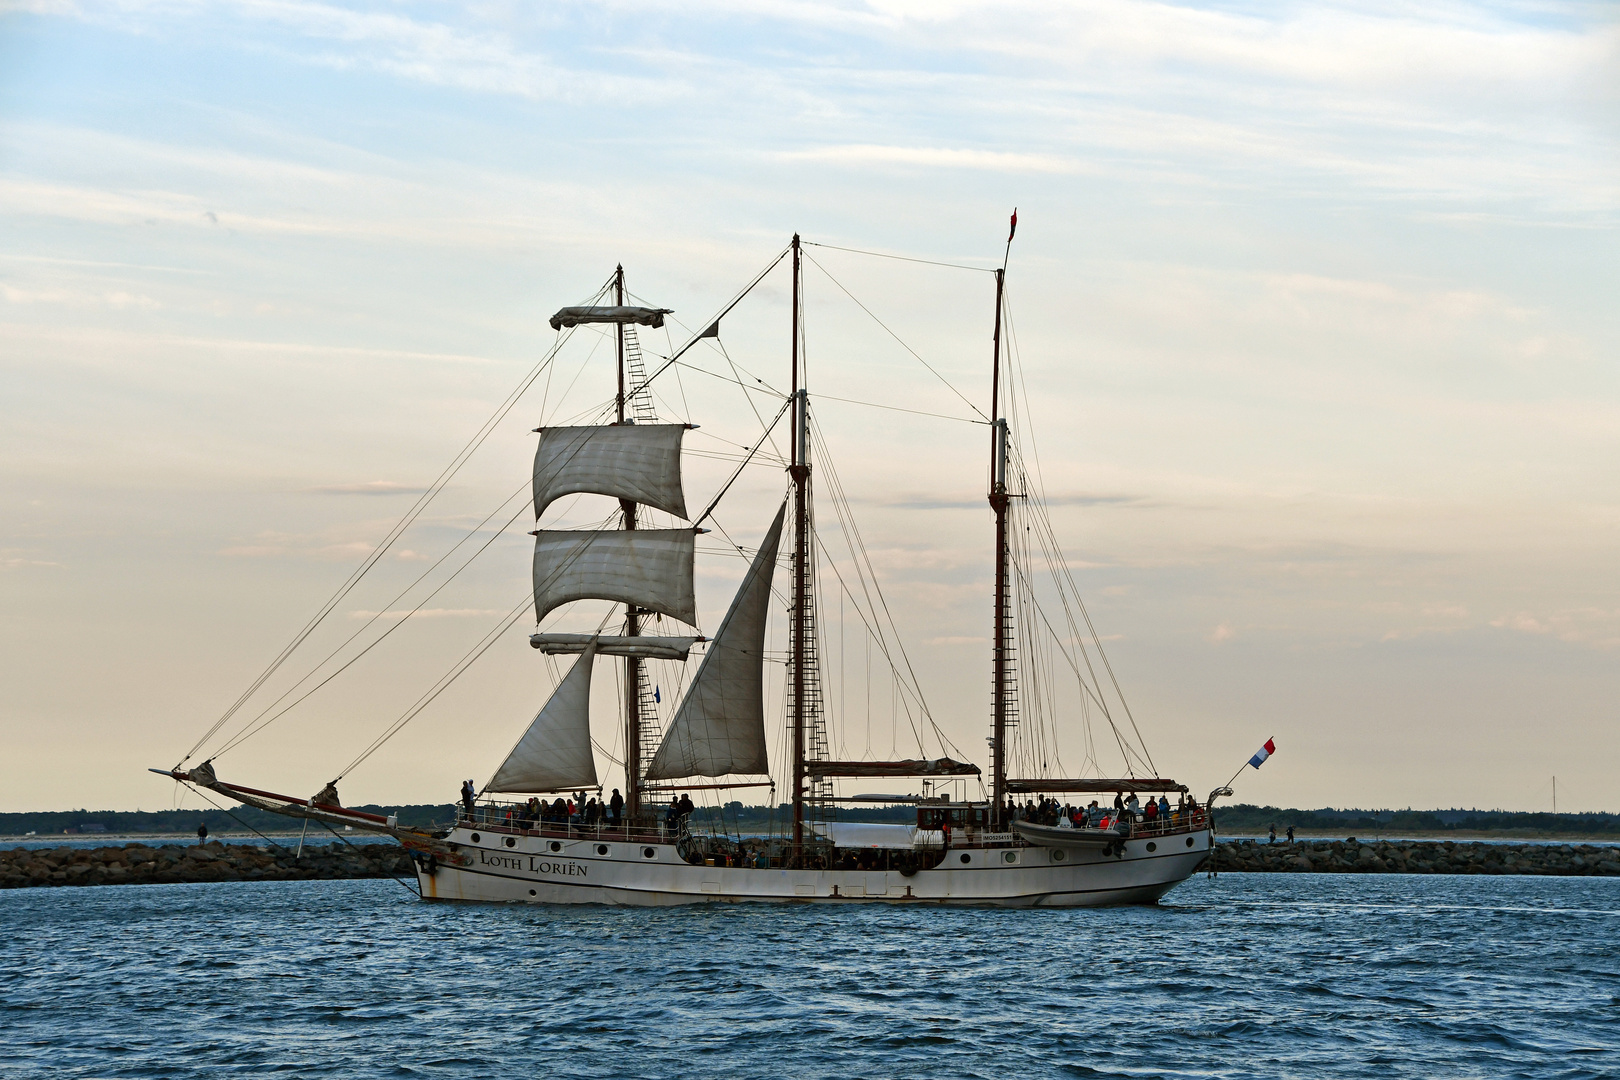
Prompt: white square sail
<box><xmin>533</xmin><ymin>424</ymin><xmax>689</xmax><ymax>521</ymax></box>
<box><xmin>532</xmin><ymin>529</ymin><xmax>697</xmax><ymax>625</ymax></box>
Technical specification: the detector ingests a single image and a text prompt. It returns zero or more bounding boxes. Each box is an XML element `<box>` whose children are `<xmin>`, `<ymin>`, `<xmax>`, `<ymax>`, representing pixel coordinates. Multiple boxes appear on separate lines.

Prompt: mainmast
<box><xmin>989</xmin><ymin>267</ymin><xmax>1010</xmax><ymax>827</ymax></box>
<box><xmin>616</xmin><ymin>264</ymin><xmax>645</xmax><ymax>824</ymax></box>
<box><xmin>789</xmin><ymin>234</ymin><xmax>809</xmax><ymax>861</ymax></box>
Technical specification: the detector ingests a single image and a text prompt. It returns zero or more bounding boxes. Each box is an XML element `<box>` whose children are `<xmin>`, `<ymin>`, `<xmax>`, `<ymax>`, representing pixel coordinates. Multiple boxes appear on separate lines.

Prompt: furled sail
<box><xmin>533</xmin><ymin>424</ymin><xmax>688</xmax><ymax>521</ymax></box>
<box><xmin>645</xmin><ymin>502</ymin><xmax>786</xmax><ymax>781</ymax></box>
<box><xmin>529</xmin><ymin>633</ymin><xmax>700</xmax><ymax>661</ymax></box>
<box><xmin>532</xmin><ymin>529</ymin><xmax>697</xmax><ymax>624</ymax></box>
<box><xmin>487</xmin><ymin>643</ymin><xmax>598</xmax><ymax>793</ymax></box>
<box><xmin>549</xmin><ymin>306</ymin><xmax>672</xmax><ymax>330</ymax></box>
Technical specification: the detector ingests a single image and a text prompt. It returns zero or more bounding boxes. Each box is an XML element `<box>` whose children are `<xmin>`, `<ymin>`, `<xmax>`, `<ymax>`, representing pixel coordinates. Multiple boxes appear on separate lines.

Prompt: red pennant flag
<box><xmin>1008</xmin><ymin>208</ymin><xmax>1018</xmax><ymax>242</ymax></box>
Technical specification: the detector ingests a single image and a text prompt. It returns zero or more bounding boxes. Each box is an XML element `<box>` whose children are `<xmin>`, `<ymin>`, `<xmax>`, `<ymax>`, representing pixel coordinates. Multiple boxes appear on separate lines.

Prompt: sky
<box><xmin>1</xmin><ymin>0</ymin><xmax>1616</xmax><ymax>816</ymax></box>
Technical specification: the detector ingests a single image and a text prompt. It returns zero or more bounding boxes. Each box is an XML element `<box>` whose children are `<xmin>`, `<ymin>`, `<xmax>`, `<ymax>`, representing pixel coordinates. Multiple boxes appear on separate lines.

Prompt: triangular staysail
<box><xmin>487</xmin><ymin>643</ymin><xmax>599</xmax><ymax>793</ymax></box>
<box><xmin>645</xmin><ymin>502</ymin><xmax>787</xmax><ymax>781</ymax></box>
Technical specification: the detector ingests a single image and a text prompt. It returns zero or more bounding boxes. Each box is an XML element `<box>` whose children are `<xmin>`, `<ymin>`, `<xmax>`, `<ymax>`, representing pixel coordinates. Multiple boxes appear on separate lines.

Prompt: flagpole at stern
<box><xmin>1221</xmin><ymin>737</ymin><xmax>1276</xmax><ymax>793</ymax></box>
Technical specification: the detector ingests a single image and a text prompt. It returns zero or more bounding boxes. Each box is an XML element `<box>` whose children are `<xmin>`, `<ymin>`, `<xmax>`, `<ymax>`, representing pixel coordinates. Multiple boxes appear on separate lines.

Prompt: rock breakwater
<box><xmin>0</xmin><ymin>841</ymin><xmax>414</xmax><ymax>889</ymax></box>
<box><xmin>1212</xmin><ymin>838</ymin><xmax>1620</xmax><ymax>875</ymax></box>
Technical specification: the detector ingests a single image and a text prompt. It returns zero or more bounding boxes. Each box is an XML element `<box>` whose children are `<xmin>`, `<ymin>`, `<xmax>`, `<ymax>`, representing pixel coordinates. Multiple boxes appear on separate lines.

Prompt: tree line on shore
<box><xmin>4</xmin><ymin>802</ymin><xmax>1615</xmax><ymax>837</ymax></box>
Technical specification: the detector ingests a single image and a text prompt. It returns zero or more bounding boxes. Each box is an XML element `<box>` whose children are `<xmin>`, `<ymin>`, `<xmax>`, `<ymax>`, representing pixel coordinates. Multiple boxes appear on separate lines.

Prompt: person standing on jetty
<box><xmin>196</xmin><ymin>823</ymin><xmax>208</xmax><ymax>846</ymax></box>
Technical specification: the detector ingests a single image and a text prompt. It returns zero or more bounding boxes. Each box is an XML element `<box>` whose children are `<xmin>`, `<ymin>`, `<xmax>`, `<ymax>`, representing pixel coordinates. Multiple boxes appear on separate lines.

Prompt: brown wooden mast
<box><xmin>789</xmin><ymin>234</ymin><xmax>809</xmax><ymax>861</ymax></box>
<box><xmin>989</xmin><ymin>266</ymin><xmax>1009</xmax><ymax>828</ymax></box>
<box><xmin>616</xmin><ymin>263</ymin><xmax>645</xmax><ymax>823</ymax></box>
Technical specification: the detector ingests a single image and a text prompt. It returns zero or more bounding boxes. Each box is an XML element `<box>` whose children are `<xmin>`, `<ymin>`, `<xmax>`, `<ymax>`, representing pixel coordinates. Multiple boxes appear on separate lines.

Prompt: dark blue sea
<box><xmin>3</xmin><ymin>873</ymin><xmax>1616</xmax><ymax>1079</ymax></box>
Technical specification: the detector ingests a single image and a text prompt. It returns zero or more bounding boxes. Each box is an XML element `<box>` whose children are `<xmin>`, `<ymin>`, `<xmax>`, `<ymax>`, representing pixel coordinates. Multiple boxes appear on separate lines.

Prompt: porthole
<box><xmin>642</xmin><ymin>847</ymin><xmax>656</xmax><ymax>859</ymax></box>
<box><xmin>529</xmin><ymin>889</ymin><xmax>536</xmax><ymax>896</ymax></box>
<box><xmin>505</xmin><ymin>837</ymin><xmax>516</xmax><ymax>848</ymax></box>
<box><xmin>549</xmin><ymin>841</ymin><xmax>562</xmax><ymax>853</ymax></box>
<box><xmin>1003</xmin><ymin>851</ymin><xmax>1018</xmax><ymax>864</ymax></box>
<box><xmin>1051</xmin><ymin>849</ymin><xmax>1066</xmax><ymax>862</ymax></box>
<box><xmin>1186</xmin><ymin>837</ymin><xmax>1195</xmax><ymax>848</ymax></box>
<box><xmin>470</xmin><ymin>832</ymin><xmax>481</xmax><ymax>843</ymax></box>
<box><xmin>959</xmin><ymin>853</ymin><xmax>971</xmax><ymax>865</ymax></box>
<box><xmin>1146</xmin><ymin>842</ymin><xmax>1157</xmax><ymax>852</ymax></box>
<box><xmin>596</xmin><ymin>844</ymin><xmax>609</xmax><ymax>856</ymax></box>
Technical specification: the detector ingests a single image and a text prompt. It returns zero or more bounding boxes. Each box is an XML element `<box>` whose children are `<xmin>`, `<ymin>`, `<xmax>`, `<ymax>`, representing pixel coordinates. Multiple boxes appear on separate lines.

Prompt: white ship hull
<box><xmin>412</xmin><ymin>825</ymin><xmax>1212</xmax><ymax>907</ymax></box>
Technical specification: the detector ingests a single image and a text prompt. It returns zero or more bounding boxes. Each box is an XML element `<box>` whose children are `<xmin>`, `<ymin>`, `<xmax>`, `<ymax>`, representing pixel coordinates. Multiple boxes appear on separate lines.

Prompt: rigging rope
<box><xmin>208</xmin><ymin>493</ymin><xmax>545</xmax><ymax>760</ymax></box>
<box><xmin>332</xmin><ymin>593</ymin><xmax>533</xmax><ymax>782</ymax></box>
<box><xmin>177</xmin><ymin>278</ymin><xmax>607</xmax><ymax>769</ymax></box>
<box><xmin>208</xmin><ymin>477</ymin><xmax>536</xmax><ymax>756</ymax></box>
<box><xmin>801</xmin><ymin>250</ymin><xmax>990</xmax><ymax>423</ymax></box>
<box><xmin>801</xmin><ymin>240</ymin><xmax>995</xmax><ymax>274</ymax></box>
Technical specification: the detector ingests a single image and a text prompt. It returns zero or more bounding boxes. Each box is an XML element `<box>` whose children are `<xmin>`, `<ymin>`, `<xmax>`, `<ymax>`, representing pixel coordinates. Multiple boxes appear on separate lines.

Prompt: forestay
<box><xmin>487</xmin><ymin>643</ymin><xmax>599</xmax><ymax>793</ymax></box>
<box><xmin>532</xmin><ymin>529</ymin><xmax>697</xmax><ymax>625</ymax></box>
<box><xmin>533</xmin><ymin>424</ymin><xmax>688</xmax><ymax>521</ymax></box>
<box><xmin>645</xmin><ymin>503</ymin><xmax>786</xmax><ymax>781</ymax></box>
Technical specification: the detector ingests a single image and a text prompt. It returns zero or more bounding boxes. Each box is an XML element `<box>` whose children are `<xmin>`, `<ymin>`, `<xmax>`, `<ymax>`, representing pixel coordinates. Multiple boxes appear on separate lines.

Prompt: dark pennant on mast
<box><xmin>989</xmin><ymin>266</ymin><xmax>1010</xmax><ymax>828</ymax></box>
<box><xmin>616</xmin><ymin>264</ymin><xmax>646</xmax><ymax>824</ymax></box>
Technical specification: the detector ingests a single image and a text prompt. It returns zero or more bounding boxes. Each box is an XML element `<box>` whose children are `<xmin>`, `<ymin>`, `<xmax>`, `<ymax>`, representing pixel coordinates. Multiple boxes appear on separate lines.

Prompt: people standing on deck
<box><xmin>460</xmin><ymin>780</ymin><xmax>475</xmax><ymax>818</ymax></box>
<box><xmin>609</xmin><ymin>788</ymin><xmax>624</xmax><ymax>826</ymax></box>
<box><xmin>664</xmin><ymin>797</ymin><xmax>679</xmax><ymax>835</ymax></box>
<box><xmin>1158</xmin><ymin>795</ymin><xmax>1171</xmax><ymax>821</ymax></box>
<box><xmin>1125</xmin><ymin>793</ymin><xmax>1141</xmax><ymax>820</ymax></box>
<box><xmin>676</xmin><ymin>793</ymin><xmax>695</xmax><ymax>831</ymax></box>
<box><xmin>1113</xmin><ymin>792</ymin><xmax>1125</xmax><ymax>814</ymax></box>
<box><xmin>1143</xmin><ymin>797</ymin><xmax>1158</xmax><ymax>824</ymax></box>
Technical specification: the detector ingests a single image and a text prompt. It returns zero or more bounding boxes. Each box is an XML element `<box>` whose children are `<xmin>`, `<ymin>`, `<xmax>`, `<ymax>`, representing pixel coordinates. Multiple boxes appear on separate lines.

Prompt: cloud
<box><xmin>1</xmin><ymin>556</ymin><xmax>64</xmax><ymax>570</ymax></box>
<box><xmin>0</xmin><ymin>281</ymin><xmax>161</xmax><ymax>309</ymax></box>
<box><xmin>308</xmin><ymin>481</ymin><xmax>429</xmax><ymax>495</ymax></box>
<box><xmin>1208</xmin><ymin>622</ymin><xmax>1236</xmax><ymax>644</ymax></box>
<box><xmin>876</xmin><ymin>492</ymin><xmax>1156</xmax><ymax>510</ymax></box>
<box><xmin>781</xmin><ymin>145</ymin><xmax>1078</xmax><ymax>173</ymax></box>
<box><xmin>1490</xmin><ymin>609</ymin><xmax>1620</xmax><ymax>649</ymax></box>
<box><xmin>217</xmin><ymin>534</ymin><xmax>376</xmax><ymax>560</ymax></box>
<box><xmin>346</xmin><ymin>608</ymin><xmax>509</xmax><ymax>619</ymax></box>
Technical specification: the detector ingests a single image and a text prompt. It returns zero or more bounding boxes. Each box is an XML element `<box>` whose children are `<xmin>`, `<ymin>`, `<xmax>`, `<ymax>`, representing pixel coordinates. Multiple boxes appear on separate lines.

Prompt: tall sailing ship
<box><xmin>158</xmin><ymin>231</ymin><xmax>1216</xmax><ymax>906</ymax></box>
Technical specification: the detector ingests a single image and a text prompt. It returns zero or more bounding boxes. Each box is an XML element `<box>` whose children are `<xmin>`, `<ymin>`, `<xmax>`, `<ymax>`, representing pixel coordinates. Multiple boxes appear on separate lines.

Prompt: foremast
<box><xmin>614</xmin><ymin>264</ymin><xmax>648</xmax><ymax>824</ymax></box>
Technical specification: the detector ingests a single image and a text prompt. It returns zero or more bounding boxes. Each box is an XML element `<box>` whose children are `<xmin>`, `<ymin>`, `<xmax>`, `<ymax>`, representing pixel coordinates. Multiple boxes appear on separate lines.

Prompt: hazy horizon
<box><xmin>2</xmin><ymin>0</ymin><xmax>1616</xmax><ymax>815</ymax></box>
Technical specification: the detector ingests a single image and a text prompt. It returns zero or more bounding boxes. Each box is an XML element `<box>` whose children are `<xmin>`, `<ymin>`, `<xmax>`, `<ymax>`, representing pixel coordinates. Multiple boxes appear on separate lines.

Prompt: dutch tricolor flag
<box><xmin>1248</xmin><ymin>738</ymin><xmax>1276</xmax><ymax>769</ymax></box>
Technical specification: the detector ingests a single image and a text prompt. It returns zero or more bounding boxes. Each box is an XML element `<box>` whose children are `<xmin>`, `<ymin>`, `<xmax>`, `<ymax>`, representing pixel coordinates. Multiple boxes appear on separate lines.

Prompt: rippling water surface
<box><xmin>3</xmin><ymin>874</ymin><xmax>1616</xmax><ymax>1079</ymax></box>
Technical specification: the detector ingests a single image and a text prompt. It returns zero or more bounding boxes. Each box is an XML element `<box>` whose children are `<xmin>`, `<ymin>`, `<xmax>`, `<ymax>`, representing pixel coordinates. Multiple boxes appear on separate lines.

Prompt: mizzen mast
<box><xmin>988</xmin><ymin>265</ymin><xmax>1012</xmax><ymax>829</ymax></box>
<box><xmin>788</xmin><ymin>233</ymin><xmax>811</xmax><ymax>862</ymax></box>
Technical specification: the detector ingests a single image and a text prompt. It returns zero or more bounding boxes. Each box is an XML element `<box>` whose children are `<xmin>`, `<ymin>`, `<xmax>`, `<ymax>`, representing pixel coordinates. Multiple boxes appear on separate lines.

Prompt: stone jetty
<box><xmin>0</xmin><ymin>841</ymin><xmax>415</xmax><ymax>889</ymax></box>
<box><xmin>1212</xmin><ymin>838</ymin><xmax>1620</xmax><ymax>875</ymax></box>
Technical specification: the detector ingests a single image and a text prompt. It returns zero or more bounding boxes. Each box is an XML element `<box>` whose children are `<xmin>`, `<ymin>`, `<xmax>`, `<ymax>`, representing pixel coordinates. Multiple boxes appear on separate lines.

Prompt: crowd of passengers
<box><xmin>1010</xmin><ymin>792</ymin><xmax>1201</xmax><ymax>831</ymax></box>
<box><xmin>458</xmin><ymin>780</ymin><xmax>700</xmax><ymax>835</ymax></box>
